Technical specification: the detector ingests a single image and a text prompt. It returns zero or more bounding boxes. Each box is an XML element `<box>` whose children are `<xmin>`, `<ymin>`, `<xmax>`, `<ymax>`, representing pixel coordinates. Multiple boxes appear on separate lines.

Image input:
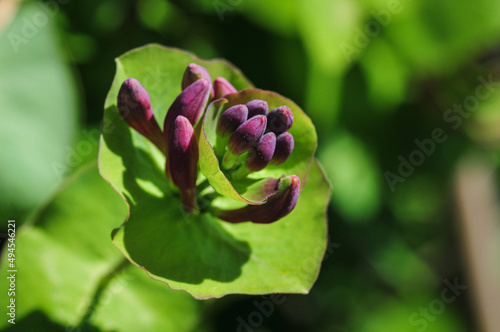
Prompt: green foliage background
<box><xmin>1</xmin><ymin>0</ymin><xmax>500</xmax><ymax>331</ymax></box>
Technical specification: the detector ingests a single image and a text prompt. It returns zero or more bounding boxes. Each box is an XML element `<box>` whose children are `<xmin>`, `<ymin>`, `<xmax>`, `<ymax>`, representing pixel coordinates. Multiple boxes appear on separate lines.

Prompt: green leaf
<box><xmin>0</xmin><ymin>2</ymin><xmax>79</xmax><ymax>219</ymax></box>
<box><xmin>111</xmin><ymin>159</ymin><xmax>330</xmax><ymax>298</ymax></box>
<box><xmin>90</xmin><ymin>266</ymin><xmax>205</xmax><ymax>332</ymax></box>
<box><xmin>99</xmin><ymin>44</ymin><xmax>329</xmax><ymax>298</ymax></box>
<box><xmin>0</xmin><ymin>163</ymin><xmax>202</xmax><ymax>331</ymax></box>
<box><xmin>319</xmin><ymin>131</ymin><xmax>381</xmax><ymax>223</ymax></box>
<box><xmin>296</xmin><ymin>0</ymin><xmax>364</xmax><ymax>74</ymax></box>
<box><xmin>200</xmin><ymin>90</ymin><xmax>317</xmax><ymax>204</ymax></box>
<box><xmin>384</xmin><ymin>0</ymin><xmax>500</xmax><ymax>75</ymax></box>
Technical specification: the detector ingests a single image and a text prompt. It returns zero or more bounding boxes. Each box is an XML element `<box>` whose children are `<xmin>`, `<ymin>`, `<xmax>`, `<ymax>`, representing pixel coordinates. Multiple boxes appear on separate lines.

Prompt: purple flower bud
<box><xmin>182</xmin><ymin>63</ymin><xmax>214</xmax><ymax>99</ymax></box>
<box><xmin>168</xmin><ymin>115</ymin><xmax>199</xmax><ymax>212</ymax></box>
<box><xmin>246</xmin><ymin>132</ymin><xmax>276</xmax><ymax>172</ymax></box>
<box><xmin>117</xmin><ymin>78</ymin><xmax>165</xmax><ymax>153</ymax></box>
<box><xmin>246</xmin><ymin>99</ymin><xmax>268</xmax><ymax>117</ymax></box>
<box><xmin>271</xmin><ymin>132</ymin><xmax>294</xmax><ymax>165</ymax></box>
<box><xmin>182</xmin><ymin>63</ymin><xmax>212</xmax><ymax>88</ymax></box>
<box><xmin>228</xmin><ymin>115</ymin><xmax>267</xmax><ymax>155</ymax></box>
<box><xmin>215</xmin><ymin>175</ymin><xmax>300</xmax><ymax>224</ymax></box>
<box><xmin>213</xmin><ymin>77</ymin><xmax>237</xmax><ymax>99</ymax></box>
<box><xmin>266</xmin><ymin>106</ymin><xmax>293</xmax><ymax>134</ymax></box>
<box><xmin>163</xmin><ymin>79</ymin><xmax>211</xmax><ymax>147</ymax></box>
<box><xmin>216</xmin><ymin>104</ymin><xmax>248</xmax><ymax>138</ymax></box>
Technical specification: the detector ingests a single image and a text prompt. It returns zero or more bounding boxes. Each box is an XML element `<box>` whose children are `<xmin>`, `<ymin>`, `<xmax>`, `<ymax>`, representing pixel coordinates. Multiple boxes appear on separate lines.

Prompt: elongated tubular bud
<box><xmin>182</xmin><ymin>63</ymin><xmax>214</xmax><ymax>98</ymax></box>
<box><xmin>163</xmin><ymin>79</ymin><xmax>211</xmax><ymax>147</ymax></box>
<box><xmin>246</xmin><ymin>132</ymin><xmax>276</xmax><ymax>172</ymax></box>
<box><xmin>271</xmin><ymin>132</ymin><xmax>294</xmax><ymax>165</ymax></box>
<box><xmin>117</xmin><ymin>78</ymin><xmax>165</xmax><ymax>154</ymax></box>
<box><xmin>163</xmin><ymin>79</ymin><xmax>210</xmax><ymax>181</ymax></box>
<box><xmin>215</xmin><ymin>175</ymin><xmax>300</xmax><ymax>224</ymax></box>
<box><xmin>213</xmin><ymin>77</ymin><xmax>237</xmax><ymax>99</ymax></box>
<box><xmin>228</xmin><ymin>115</ymin><xmax>267</xmax><ymax>155</ymax></box>
<box><xmin>266</xmin><ymin>106</ymin><xmax>293</xmax><ymax>134</ymax></box>
<box><xmin>246</xmin><ymin>99</ymin><xmax>268</xmax><ymax>118</ymax></box>
<box><xmin>216</xmin><ymin>105</ymin><xmax>248</xmax><ymax>138</ymax></box>
<box><xmin>168</xmin><ymin>116</ymin><xmax>199</xmax><ymax>212</ymax></box>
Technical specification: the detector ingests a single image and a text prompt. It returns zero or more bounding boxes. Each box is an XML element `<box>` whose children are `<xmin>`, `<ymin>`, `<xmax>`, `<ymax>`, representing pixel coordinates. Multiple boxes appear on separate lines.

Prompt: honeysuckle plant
<box><xmin>99</xmin><ymin>44</ymin><xmax>331</xmax><ymax>299</ymax></box>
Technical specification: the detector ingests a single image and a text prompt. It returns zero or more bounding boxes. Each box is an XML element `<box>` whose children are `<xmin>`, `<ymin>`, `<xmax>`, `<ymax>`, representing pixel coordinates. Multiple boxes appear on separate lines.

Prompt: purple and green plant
<box><xmin>99</xmin><ymin>44</ymin><xmax>331</xmax><ymax>299</ymax></box>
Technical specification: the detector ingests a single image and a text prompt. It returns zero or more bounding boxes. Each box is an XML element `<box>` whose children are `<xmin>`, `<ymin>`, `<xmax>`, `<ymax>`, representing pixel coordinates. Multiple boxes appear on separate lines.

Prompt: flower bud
<box><xmin>245</xmin><ymin>132</ymin><xmax>276</xmax><ymax>172</ymax></box>
<box><xmin>182</xmin><ymin>63</ymin><xmax>212</xmax><ymax>89</ymax></box>
<box><xmin>117</xmin><ymin>78</ymin><xmax>165</xmax><ymax>153</ymax></box>
<box><xmin>168</xmin><ymin>115</ymin><xmax>199</xmax><ymax>212</ymax></box>
<box><xmin>228</xmin><ymin>115</ymin><xmax>267</xmax><ymax>155</ymax></box>
<box><xmin>216</xmin><ymin>104</ymin><xmax>248</xmax><ymax>138</ymax></box>
<box><xmin>246</xmin><ymin>99</ymin><xmax>268</xmax><ymax>117</ymax></box>
<box><xmin>163</xmin><ymin>78</ymin><xmax>211</xmax><ymax>145</ymax></box>
<box><xmin>182</xmin><ymin>63</ymin><xmax>214</xmax><ymax>99</ymax></box>
<box><xmin>215</xmin><ymin>175</ymin><xmax>300</xmax><ymax>224</ymax></box>
<box><xmin>213</xmin><ymin>77</ymin><xmax>237</xmax><ymax>99</ymax></box>
<box><xmin>266</xmin><ymin>106</ymin><xmax>293</xmax><ymax>134</ymax></box>
<box><xmin>271</xmin><ymin>132</ymin><xmax>294</xmax><ymax>165</ymax></box>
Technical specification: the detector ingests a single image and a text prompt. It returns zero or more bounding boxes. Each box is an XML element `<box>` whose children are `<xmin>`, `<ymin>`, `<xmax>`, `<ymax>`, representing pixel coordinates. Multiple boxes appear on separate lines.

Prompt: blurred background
<box><xmin>1</xmin><ymin>0</ymin><xmax>500</xmax><ymax>331</ymax></box>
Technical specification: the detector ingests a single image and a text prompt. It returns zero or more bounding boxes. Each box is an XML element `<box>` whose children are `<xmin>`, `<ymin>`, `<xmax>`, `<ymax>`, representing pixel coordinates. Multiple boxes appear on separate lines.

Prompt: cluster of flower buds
<box><xmin>217</xmin><ymin>100</ymin><xmax>295</xmax><ymax>178</ymax></box>
<box><xmin>117</xmin><ymin>63</ymin><xmax>300</xmax><ymax>223</ymax></box>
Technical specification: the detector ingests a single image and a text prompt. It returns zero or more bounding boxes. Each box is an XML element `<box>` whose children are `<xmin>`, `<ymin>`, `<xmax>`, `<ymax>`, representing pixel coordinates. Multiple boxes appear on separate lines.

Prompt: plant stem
<box><xmin>196</xmin><ymin>178</ymin><xmax>211</xmax><ymax>192</ymax></box>
<box><xmin>74</xmin><ymin>258</ymin><xmax>130</xmax><ymax>329</ymax></box>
